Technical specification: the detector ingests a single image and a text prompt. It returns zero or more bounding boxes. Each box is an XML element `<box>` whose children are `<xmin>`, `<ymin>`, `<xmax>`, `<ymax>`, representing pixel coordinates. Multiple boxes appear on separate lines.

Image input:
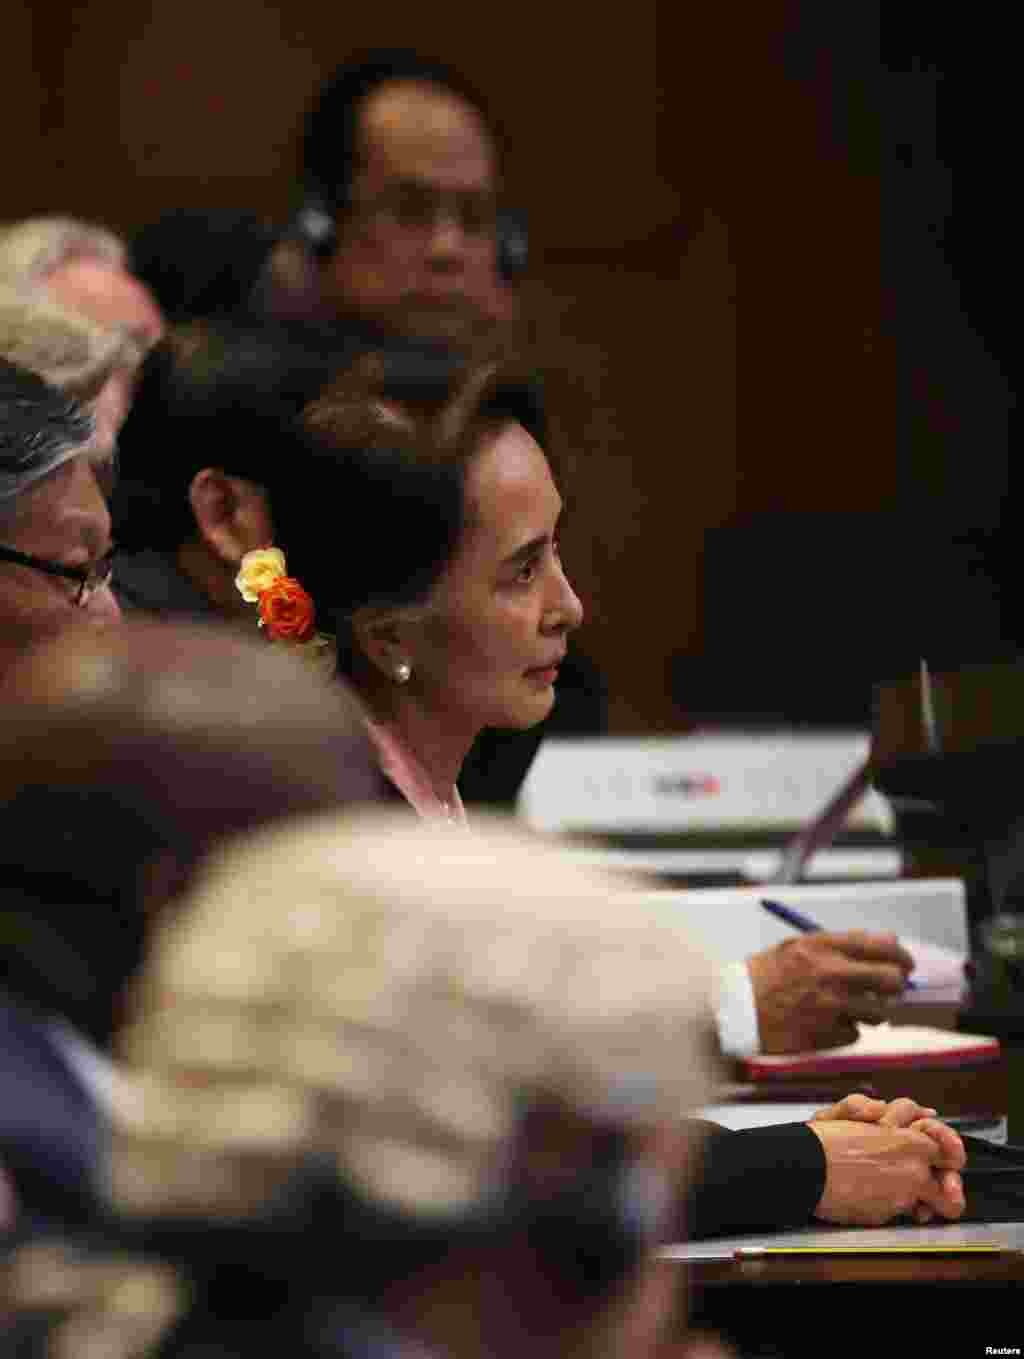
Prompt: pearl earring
<box><xmin>394</xmin><ymin>661</ymin><xmax>412</xmax><ymax>684</ymax></box>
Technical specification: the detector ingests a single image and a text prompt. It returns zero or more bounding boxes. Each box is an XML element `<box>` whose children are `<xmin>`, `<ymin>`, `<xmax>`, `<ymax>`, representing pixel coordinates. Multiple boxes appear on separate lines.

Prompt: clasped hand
<box><xmin>808</xmin><ymin>1093</ymin><xmax>966</xmax><ymax>1226</ymax></box>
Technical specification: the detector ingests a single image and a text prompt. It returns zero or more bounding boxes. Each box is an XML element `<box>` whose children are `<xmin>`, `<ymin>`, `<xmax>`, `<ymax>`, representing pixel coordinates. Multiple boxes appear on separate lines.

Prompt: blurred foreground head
<box><xmin>115</xmin><ymin>811</ymin><xmax>718</xmax><ymax>1215</ymax></box>
<box><xmin>0</xmin><ymin>620</ymin><xmax>383</xmax><ymax>1042</ymax></box>
<box><xmin>88</xmin><ymin>813</ymin><xmax>717</xmax><ymax>1356</ymax></box>
<box><xmin>3</xmin><ymin>811</ymin><xmax>720</xmax><ymax>1357</ymax></box>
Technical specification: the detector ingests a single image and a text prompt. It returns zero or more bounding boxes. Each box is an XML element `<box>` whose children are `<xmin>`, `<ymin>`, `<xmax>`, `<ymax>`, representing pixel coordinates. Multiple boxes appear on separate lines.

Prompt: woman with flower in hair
<box><xmin>234</xmin><ymin>348</ymin><xmax>582</xmax><ymax>824</ymax></box>
<box><xmin>110</xmin><ymin>321</ymin><xmax>603</xmax><ymax>806</ymax></box>
<box><xmin>113</xmin><ymin>323</ymin><xmax>581</xmax><ymax>823</ymax></box>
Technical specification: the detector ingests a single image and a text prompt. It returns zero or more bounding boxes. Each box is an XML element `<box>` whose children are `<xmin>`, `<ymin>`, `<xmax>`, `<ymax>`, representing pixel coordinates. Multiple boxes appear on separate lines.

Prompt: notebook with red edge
<box><xmin>743</xmin><ymin>1024</ymin><xmax>1000</xmax><ymax>1079</ymax></box>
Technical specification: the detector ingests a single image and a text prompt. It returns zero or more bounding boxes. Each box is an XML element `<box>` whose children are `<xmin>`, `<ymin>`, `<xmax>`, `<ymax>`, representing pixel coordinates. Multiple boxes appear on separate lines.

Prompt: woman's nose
<box><xmin>546</xmin><ymin>564</ymin><xmax>584</xmax><ymax>633</ymax></box>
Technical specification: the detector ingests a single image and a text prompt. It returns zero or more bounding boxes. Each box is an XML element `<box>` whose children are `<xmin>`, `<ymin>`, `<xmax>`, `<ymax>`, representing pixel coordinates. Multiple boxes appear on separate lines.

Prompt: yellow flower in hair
<box><xmin>235</xmin><ymin>545</ymin><xmax>335</xmax><ymax>676</ymax></box>
<box><xmin>235</xmin><ymin>547</ymin><xmax>287</xmax><ymax>603</ymax></box>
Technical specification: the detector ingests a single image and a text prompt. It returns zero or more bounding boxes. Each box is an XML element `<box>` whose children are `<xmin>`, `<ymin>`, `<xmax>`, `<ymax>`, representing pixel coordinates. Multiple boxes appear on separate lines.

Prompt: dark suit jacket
<box><xmin>687</xmin><ymin>1120</ymin><xmax>826</xmax><ymax>1239</ymax></box>
<box><xmin>115</xmin><ymin>548</ymin><xmax>218</xmax><ymax>620</ymax></box>
<box><xmin>0</xmin><ymin>997</ymin><xmax>101</xmax><ymax>1231</ymax></box>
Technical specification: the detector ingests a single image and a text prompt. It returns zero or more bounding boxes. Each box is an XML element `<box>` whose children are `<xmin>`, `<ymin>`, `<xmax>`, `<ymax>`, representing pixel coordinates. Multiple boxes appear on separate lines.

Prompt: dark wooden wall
<box><xmin>3</xmin><ymin>2</ymin><xmax>893</xmax><ymax>731</ymax></box>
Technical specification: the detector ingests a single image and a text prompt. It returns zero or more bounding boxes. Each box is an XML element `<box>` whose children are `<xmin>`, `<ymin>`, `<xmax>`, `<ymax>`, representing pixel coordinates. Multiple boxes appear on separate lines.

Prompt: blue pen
<box><xmin>760</xmin><ymin>898</ymin><xmax>917</xmax><ymax>990</ymax></box>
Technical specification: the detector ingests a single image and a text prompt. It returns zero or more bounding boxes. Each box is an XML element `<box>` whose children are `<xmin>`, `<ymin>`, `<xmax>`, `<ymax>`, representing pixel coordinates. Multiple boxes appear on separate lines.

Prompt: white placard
<box><xmin>518</xmin><ymin>730</ymin><xmax>893</xmax><ymax>835</ymax></box>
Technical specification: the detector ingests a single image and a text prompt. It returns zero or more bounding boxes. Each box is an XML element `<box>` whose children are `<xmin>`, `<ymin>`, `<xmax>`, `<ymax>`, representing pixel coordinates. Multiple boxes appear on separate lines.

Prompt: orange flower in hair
<box><xmin>235</xmin><ymin>548</ymin><xmax>333</xmax><ymax>671</ymax></box>
<box><xmin>258</xmin><ymin>576</ymin><xmax>316</xmax><ymax>642</ymax></box>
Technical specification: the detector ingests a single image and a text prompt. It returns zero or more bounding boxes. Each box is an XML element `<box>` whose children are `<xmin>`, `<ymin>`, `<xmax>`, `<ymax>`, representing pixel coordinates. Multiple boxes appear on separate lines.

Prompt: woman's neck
<box><xmin>359</xmin><ymin>673</ymin><xmax>477</xmax><ymax>803</ymax></box>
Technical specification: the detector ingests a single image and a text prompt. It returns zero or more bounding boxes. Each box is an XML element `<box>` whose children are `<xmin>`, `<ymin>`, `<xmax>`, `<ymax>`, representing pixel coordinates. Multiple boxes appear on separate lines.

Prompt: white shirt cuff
<box><xmin>714</xmin><ymin>960</ymin><xmax>761</xmax><ymax>1059</ymax></box>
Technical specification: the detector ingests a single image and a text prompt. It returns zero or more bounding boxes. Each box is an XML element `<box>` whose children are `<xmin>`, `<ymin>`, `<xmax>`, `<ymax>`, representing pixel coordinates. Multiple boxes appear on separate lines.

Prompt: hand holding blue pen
<box><xmin>760</xmin><ymin>898</ymin><xmax>918</xmax><ymax>990</ymax></box>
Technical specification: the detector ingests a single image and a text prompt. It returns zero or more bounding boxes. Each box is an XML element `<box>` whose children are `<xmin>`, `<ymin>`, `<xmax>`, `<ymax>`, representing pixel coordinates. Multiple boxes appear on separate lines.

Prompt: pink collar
<box><xmin>363</xmin><ymin>718</ymin><xmax>468</xmax><ymax>827</ymax></box>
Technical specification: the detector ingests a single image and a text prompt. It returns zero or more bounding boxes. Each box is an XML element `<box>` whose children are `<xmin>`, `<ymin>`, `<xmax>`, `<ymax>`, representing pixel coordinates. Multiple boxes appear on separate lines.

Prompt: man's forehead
<box><xmin>360</xmin><ymin>81</ymin><xmax>495</xmax><ymax>186</ymax></box>
<box><xmin>18</xmin><ymin>457</ymin><xmax>109</xmax><ymax>547</ymax></box>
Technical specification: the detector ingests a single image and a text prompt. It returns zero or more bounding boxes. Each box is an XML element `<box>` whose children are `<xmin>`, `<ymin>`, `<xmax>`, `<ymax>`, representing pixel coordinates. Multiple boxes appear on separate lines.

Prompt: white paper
<box><xmin>903</xmin><ymin>937</ymin><xmax>967</xmax><ymax>990</ymax></box>
<box><xmin>564</xmin><ymin>847</ymin><xmax>904</xmax><ymax>880</ymax></box>
<box><xmin>518</xmin><ymin>731</ymin><xmax>894</xmax><ymax>835</ymax></box>
<box><xmin>658</xmin><ymin>1220</ymin><xmax>1022</xmax><ymax>1262</ymax></box>
<box><xmin>696</xmin><ymin>1102</ymin><xmax>829</xmax><ymax>1130</ymax></box>
<box><xmin>618</xmin><ymin>878</ymin><xmax>968</xmax><ymax>979</ymax></box>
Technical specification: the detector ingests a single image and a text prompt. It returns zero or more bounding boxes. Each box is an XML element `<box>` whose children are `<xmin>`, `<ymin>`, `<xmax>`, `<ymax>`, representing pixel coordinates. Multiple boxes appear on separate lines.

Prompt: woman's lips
<box><xmin>525</xmin><ymin>664</ymin><xmax>560</xmax><ymax>686</ymax></box>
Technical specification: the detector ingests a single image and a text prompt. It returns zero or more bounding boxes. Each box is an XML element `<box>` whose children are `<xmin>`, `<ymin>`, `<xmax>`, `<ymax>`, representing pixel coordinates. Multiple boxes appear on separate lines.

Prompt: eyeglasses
<box><xmin>0</xmin><ymin>545</ymin><xmax>116</xmax><ymax>607</ymax></box>
<box><xmin>350</xmin><ymin>181</ymin><xmax>499</xmax><ymax>239</ymax></box>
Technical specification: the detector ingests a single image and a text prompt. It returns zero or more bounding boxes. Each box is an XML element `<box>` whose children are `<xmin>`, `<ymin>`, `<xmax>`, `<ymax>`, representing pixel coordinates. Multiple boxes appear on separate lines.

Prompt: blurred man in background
<box><xmin>0</xmin><ymin>217</ymin><xmax>164</xmax><ymax>352</ymax></box>
<box><xmin>288</xmin><ymin>49</ymin><xmax>518</xmax><ymax>345</ymax></box>
<box><xmin>131</xmin><ymin>53</ymin><xmax>518</xmax><ymax>348</ymax></box>
<box><xmin>0</xmin><ymin>295</ymin><xmax>145</xmax><ymax>465</ymax></box>
<box><xmin>0</xmin><ymin>217</ymin><xmax>164</xmax><ymax>472</ymax></box>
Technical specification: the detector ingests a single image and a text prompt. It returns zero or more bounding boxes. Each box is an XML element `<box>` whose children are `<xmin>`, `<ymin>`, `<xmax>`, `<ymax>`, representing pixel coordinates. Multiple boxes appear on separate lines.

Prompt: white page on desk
<box><xmin>623</xmin><ymin>878</ymin><xmax>968</xmax><ymax>970</ymax></box>
<box><xmin>564</xmin><ymin>847</ymin><xmax>904</xmax><ymax>880</ymax></box>
<box><xmin>657</xmin><ymin>1220</ymin><xmax>1023</xmax><ymax>1262</ymax></box>
<box><xmin>903</xmin><ymin>937</ymin><xmax>967</xmax><ymax>989</ymax></box>
<box><xmin>697</xmin><ymin>1102</ymin><xmax>828</xmax><ymax>1130</ymax></box>
<box><xmin>518</xmin><ymin>731</ymin><xmax>894</xmax><ymax>834</ymax></box>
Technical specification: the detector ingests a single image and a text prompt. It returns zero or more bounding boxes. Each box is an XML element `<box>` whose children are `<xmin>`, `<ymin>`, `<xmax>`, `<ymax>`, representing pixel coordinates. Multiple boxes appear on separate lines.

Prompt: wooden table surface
<box><xmin>689</xmin><ymin>1246</ymin><xmax>1024</xmax><ymax>1288</ymax></box>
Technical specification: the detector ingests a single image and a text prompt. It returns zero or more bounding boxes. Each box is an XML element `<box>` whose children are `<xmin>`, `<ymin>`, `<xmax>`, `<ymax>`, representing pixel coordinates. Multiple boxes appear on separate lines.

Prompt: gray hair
<box><xmin>0</xmin><ymin>294</ymin><xmax>143</xmax><ymax>402</ymax></box>
<box><xmin>0</xmin><ymin>357</ymin><xmax>94</xmax><ymax>508</ymax></box>
<box><xmin>0</xmin><ymin>216</ymin><xmax>126</xmax><ymax>297</ymax></box>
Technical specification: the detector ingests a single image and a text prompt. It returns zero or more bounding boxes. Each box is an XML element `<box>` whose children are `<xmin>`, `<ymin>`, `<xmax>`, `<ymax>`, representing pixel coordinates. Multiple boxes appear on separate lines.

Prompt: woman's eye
<box><xmin>516</xmin><ymin>560</ymin><xmax>538</xmax><ymax>585</ymax></box>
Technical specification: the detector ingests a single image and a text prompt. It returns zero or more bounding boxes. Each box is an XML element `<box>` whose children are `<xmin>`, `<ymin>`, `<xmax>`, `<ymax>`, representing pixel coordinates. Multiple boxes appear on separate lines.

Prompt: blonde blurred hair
<box><xmin>0</xmin><ymin>215</ymin><xmax>125</xmax><ymax>295</ymax></box>
<box><xmin>0</xmin><ymin>294</ymin><xmax>143</xmax><ymax>402</ymax></box>
<box><xmin>112</xmin><ymin>810</ymin><xmax>721</xmax><ymax>1220</ymax></box>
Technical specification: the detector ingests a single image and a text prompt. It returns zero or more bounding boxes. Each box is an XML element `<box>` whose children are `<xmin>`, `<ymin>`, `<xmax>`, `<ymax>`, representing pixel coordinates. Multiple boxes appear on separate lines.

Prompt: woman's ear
<box><xmin>350</xmin><ymin>607</ymin><xmax>416</xmax><ymax>684</ymax></box>
<box><xmin>189</xmin><ymin>469</ymin><xmax>274</xmax><ymax>566</ymax></box>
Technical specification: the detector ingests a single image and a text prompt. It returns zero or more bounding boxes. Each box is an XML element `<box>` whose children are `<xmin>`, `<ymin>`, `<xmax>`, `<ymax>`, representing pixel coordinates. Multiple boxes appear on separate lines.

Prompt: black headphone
<box><xmin>495</xmin><ymin>206</ymin><xmax>529</xmax><ymax>284</ymax></box>
<box><xmin>291</xmin><ymin>188</ymin><xmax>338</xmax><ymax>262</ymax></box>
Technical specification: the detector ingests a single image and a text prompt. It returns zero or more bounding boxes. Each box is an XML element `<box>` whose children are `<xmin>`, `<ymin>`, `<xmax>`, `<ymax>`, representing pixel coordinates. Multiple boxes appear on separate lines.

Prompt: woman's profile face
<box><xmin>409</xmin><ymin>419</ymin><xmax>583</xmax><ymax>733</ymax></box>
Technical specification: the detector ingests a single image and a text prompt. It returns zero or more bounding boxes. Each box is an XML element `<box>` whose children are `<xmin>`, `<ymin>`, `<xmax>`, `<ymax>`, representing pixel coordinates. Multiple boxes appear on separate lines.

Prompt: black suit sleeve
<box><xmin>682</xmin><ymin>1120</ymin><xmax>827</xmax><ymax>1240</ymax></box>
